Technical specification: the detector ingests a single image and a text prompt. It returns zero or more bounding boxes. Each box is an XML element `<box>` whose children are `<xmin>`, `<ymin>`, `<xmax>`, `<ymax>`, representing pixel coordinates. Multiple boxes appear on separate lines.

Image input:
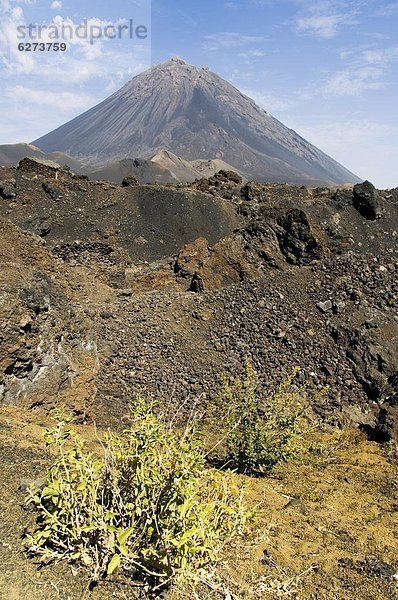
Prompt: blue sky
<box><xmin>0</xmin><ymin>0</ymin><xmax>397</xmax><ymax>187</ymax></box>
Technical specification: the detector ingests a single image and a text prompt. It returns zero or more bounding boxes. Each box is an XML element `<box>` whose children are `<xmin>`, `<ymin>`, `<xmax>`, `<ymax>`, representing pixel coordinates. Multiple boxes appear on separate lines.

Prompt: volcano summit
<box><xmin>33</xmin><ymin>57</ymin><xmax>360</xmax><ymax>185</ymax></box>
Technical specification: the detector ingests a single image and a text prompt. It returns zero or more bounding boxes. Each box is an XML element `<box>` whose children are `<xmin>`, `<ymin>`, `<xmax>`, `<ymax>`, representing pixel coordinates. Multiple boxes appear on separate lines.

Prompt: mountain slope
<box><xmin>33</xmin><ymin>57</ymin><xmax>360</xmax><ymax>185</ymax></box>
<box><xmin>0</xmin><ymin>143</ymin><xmax>84</xmax><ymax>172</ymax></box>
<box><xmin>86</xmin><ymin>152</ymin><xmax>243</xmax><ymax>184</ymax></box>
<box><xmin>86</xmin><ymin>157</ymin><xmax>179</xmax><ymax>184</ymax></box>
<box><xmin>0</xmin><ymin>144</ymin><xmax>45</xmax><ymax>165</ymax></box>
<box><xmin>149</xmin><ymin>150</ymin><xmax>244</xmax><ymax>183</ymax></box>
<box><xmin>150</xmin><ymin>150</ymin><xmax>208</xmax><ymax>183</ymax></box>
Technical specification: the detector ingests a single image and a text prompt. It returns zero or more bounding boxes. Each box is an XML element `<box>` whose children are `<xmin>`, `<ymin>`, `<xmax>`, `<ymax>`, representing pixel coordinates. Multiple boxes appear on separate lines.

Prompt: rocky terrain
<box><xmin>32</xmin><ymin>57</ymin><xmax>360</xmax><ymax>185</ymax></box>
<box><xmin>1</xmin><ymin>156</ymin><xmax>398</xmax><ymax>599</ymax></box>
<box><xmin>0</xmin><ymin>145</ymin><xmax>244</xmax><ymax>185</ymax></box>
<box><xmin>0</xmin><ymin>158</ymin><xmax>397</xmax><ymax>441</ymax></box>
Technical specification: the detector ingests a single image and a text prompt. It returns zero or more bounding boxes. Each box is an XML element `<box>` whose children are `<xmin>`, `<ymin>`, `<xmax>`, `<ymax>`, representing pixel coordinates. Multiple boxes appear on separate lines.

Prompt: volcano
<box><xmin>33</xmin><ymin>57</ymin><xmax>360</xmax><ymax>185</ymax></box>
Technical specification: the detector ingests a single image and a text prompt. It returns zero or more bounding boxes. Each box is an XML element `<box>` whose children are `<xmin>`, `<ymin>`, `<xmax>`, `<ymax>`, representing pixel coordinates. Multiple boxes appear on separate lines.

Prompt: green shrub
<box><xmin>216</xmin><ymin>359</ymin><xmax>307</xmax><ymax>474</ymax></box>
<box><xmin>24</xmin><ymin>399</ymin><xmax>250</xmax><ymax>586</ymax></box>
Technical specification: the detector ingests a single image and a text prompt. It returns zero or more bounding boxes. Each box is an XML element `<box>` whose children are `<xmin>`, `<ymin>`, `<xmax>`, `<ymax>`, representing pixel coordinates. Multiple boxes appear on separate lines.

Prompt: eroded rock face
<box><xmin>194</xmin><ymin>170</ymin><xmax>243</xmax><ymax>195</ymax></box>
<box><xmin>0</xmin><ymin>219</ymin><xmax>100</xmax><ymax>418</ymax></box>
<box><xmin>18</xmin><ymin>157</ymin><xmax>61</xmax><ymax>178</ymax></box>
<box><xmin>332</xmin><ymin>317</ymin><xmax>398</xmax><ymax>410</ymax></box>
<box><xmin>174</xmin><ymin>238</ymin><xmax>210</xmax><ymax>279</ymax></box>
<box><xmin>240</xmin><ymin>182</ymin><xmax>269</xmax><ymax>203</ymax></box>
<box><xmin>0</xmin><ymin>163</ymin><xmax>240</xmax><ymax>265</ymax></box>
<box><xmin>276</xmin><ymin>209</ymin><xmax>324</xmax><ymax>265</ymax></box>
<box><xmin>42</xmin><ymin>181</ymin><xmax>63</xmax><ymax>200</ymax></box>
<box><xmin>22</xmin><ymin>215</ymin><xmax>52</xmax><ymax>238</ymax></box>
<box><xmin>377</xmin><ymin>400</ymin><xmax>398</xmax><ymax>441</ymax></box>
<box><xmin>0</xmin><ymin>179</ymin><xmax>16</xmax><ymax>200</ymax></box>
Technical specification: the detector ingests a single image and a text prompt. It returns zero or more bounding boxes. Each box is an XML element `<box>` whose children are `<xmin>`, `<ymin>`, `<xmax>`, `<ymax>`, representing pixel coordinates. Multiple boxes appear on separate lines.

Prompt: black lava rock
<box><xmin>0</xmin><ymin>179</ymin><xmax>16</xmax><ymax>199</ymax></box>
<box><xmin>353</xmin><ymin>181</ymin><xmax>382</xmax><ymax>220</ymax></box>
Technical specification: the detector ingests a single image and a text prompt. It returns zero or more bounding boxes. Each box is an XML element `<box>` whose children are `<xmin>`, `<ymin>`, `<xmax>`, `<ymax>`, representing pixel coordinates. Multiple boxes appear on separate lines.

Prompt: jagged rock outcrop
<box><xmin>353</xmin><ymin>180</ymin><xmax>382</xmax><ymax>220</ymax></box>
<box><xmin>0</xmin><ymin>218</ymin><xmax>109</xmax><ymax>418</ymax></box>
<box><xmin>276</xmin><ymin>209</ymin><xmax>325</xmax><ymax>265</ymax></box>
<box><xmin>18</xmin><ymin>156</ymin><xmax>62</xmax><ymax>178</ymax></box>
<box><xmin>0</xmin><ymin>181</ymin><xmax>16</xmax><ymax>200</ymax></box>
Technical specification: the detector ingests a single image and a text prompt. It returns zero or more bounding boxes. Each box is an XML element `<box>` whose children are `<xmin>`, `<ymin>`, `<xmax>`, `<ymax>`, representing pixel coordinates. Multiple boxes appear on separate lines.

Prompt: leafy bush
<box><xmin>24</xmin><ymin>400</ymin><xmax>250</xmax><ymax>587</ymax></box>
<box><xmin>217</xmin><ymin>360</ymin><xmax>307</xmax><ymax>474</ymax></box>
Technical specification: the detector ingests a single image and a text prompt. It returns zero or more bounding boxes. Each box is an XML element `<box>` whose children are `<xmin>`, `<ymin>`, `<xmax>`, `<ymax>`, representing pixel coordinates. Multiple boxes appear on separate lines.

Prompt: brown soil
<box><xmin>0</xmin><ymin>408</ymin><xmax>397</xmax><ymax>599</ymax></box>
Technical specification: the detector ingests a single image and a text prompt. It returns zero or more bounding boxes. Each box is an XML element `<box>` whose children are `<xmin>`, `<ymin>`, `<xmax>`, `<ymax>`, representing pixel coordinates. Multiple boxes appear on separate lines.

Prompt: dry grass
<box><xmin>0</xmin><ymin>409</ymin><xmax>397</xmax><ymax>599</ymax></box>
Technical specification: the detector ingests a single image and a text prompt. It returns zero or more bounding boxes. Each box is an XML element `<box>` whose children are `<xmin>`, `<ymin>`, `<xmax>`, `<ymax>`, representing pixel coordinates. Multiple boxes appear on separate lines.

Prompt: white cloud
<box><xmin>297</xmin><ymin>14</ymin><xmax>346</xmax><ymax>39</ymax></box>
<box><xmin>296</xmin><ymin>119</ymin><xmax>390</xmax><ymax>142</ymax></box>
<box><xmin>1</xmin><ymin>11</ymin><xmax>150</xmax><ymax>76</ymax></box>
<box><xmin>0</xmin><ymin>3</ymin><xmax>151</xmax><ymax>143</ymax></box>
<box><xmin>324</xmin><ymin>66</ymin><xmax>387</xmax><ymax>96</ymax></box>
<box><xmin>238</xmin><ymin>48</ymin><xmax>265</xmax><ymax>60</ymax></box>
<box><xmin>0</xmin><ymin>0</ymin><xmax>36</xmax><ymax>8</ymax></box>
<box><xmin>0</xmin><ymin>0</ymin><xmax>10</xmax><ymax>12</ymax></box>
<box><xmin>323</xmin><ymin>44</ymin><xmax>398</xmax><ymax>96</ymax></box>
<box><xmin>5</xmin><ymin>84</ymin><xmax>95</xmax><ymax>111</ymax></box>
<box><xmin>238</xmin><ymin>48</ymin><xmax>265</xmax><ymax>59</ymax></box>
<box><xmin>295</xmin><ymin>1</ymin><xmax>362</xmax><ymax>39</ymax></box>
<box><xmin>203</xmin><ymin>32</ymin><xmax>264</xmax><ymax>51</ymax></box>
<box><xmin>0</xmin><ymin>2</ymin><xmax>37</xmax><ymax>74</ymax></box>
<box><xmin>51</xmin><ymin>0</ymin><xmax>62</xmax><ymax>9</ymax></box>
<box><xmin>361</xmin><ymin>46</ymin><xmax>398</xmax><ymax>65</ymax></box>
<box><xmin>376</xmin><ymin>2</ymin><xmax>398</xmax><ymax>16</ymax></box>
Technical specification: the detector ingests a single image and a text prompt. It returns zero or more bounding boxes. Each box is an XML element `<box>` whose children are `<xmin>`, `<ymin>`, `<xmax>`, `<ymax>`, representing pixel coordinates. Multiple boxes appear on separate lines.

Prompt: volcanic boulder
<box><xmin>353</xmin><ymin>181</ymin><xmax>382</xmax><ymax>220</ymax></box>
<box><xmin>0</xmin><ymin>179</ymin><xmax>16</xmax><ymax>199</ymax></box>
<box><xmin>276</xmin><ymin>209</ymin><xmax>324</xmax><ymax>265</ymax></box>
